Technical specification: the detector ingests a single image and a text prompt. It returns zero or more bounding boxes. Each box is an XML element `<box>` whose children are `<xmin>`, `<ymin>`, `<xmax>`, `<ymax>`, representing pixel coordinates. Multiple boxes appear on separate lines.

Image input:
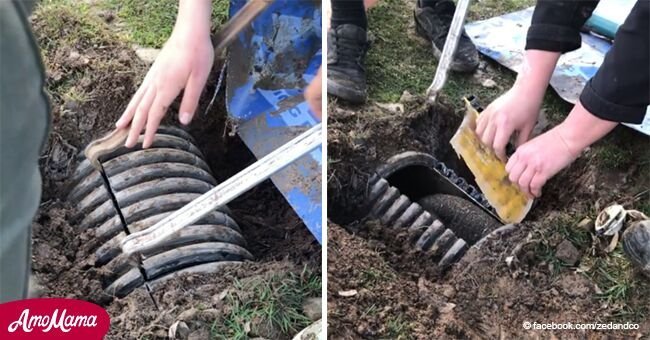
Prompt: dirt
<box><xmin>29</xmin><ymin>5</ymin><xmax>320</xmax><ymax>339</ymax></box>
<box><xmin>327</xmin><ymin>79</ymin><xmax>650</xmax><ymax>339</ymax></box>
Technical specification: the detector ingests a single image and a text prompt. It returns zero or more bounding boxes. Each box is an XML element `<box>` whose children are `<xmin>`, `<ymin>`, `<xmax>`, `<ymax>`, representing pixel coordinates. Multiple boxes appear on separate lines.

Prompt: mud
<box><xmin>29</xmin><ymin>5</ymin><xmax>319</xmax><ymax>339</ymax></box>
<box><xmin>328</xmin><ymin>91</ymin><xmax>650</xmax><ymax>337</ymax></box>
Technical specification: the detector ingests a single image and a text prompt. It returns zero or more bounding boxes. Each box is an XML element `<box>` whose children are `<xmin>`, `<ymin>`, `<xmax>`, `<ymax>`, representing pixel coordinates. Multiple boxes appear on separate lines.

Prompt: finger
<box><xmin>492</xmin><ymin>126</ymin><xmax>510</xmax><ymax>162</ymax></box>
<box><xmin>117</xmin><ymin>84</ymin><xmax>147</xmax><ymax>129</ymax></box>
<box><xmin>476</xmin><ymin>110</ymin><xmax>489</xmax><ymax>137</ymax></box>
<box><xmin>517</xmin><ymin>166</ymin><xmax>536</xmax><ymax>198</ymax></box>
<box><xmin>117</xmin><ymin>71</ymin><xmax>154</xmax><ymax>128</ymax></box>
<box><xmin>142</xmin><ymin>93</ymin><xmax>166</xmax><ymax>149</ymax></box>
<box><xmin>126</xmin><ymin>86</ymin><xmax>156</xmax><ymax>148</ymax></box>
<box><xmin>530</xmin><ymin>172</ymin><xmax>546</xmax><ymax>198</ymax></box>
<box><xmin>516</xmin><ymin>128</ymin><xmax>532</xmax><ymax>147</ymax></box>
<box><xmin>505</xmin><ymin>152</ymin><xmax>518</xmax><ymax>172</ymax></box>
<box><xmin>508</xmin><ymin>159</ymin><xmax>526</xmax><ymax>184</ymax></box>
<box><xmin>179</xmin><ymin>71</ymin><xmax>209</xmax><ymax>125</ymax></box>
<box><xmin>480</xmin><ymin>120</ymin><xmax>497</xmax><ymax>149</ymax></box>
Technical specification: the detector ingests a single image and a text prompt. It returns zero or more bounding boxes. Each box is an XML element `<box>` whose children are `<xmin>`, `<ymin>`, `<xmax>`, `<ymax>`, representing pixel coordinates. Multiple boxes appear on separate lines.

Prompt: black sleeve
<box><xmin>525</xmin><ymin>0</ymin><xmax>599</xmax><ymax>53</ymax></box>
<box><xmin>579</xmin><ymin>0</ymin><xmax>649</xmax><ymax>124</ymax></box>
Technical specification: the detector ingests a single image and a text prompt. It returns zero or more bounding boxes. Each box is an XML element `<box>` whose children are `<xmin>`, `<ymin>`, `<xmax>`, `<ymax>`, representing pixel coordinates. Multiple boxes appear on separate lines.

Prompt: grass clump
<box><xmin>106</xmin><ymin>0</ymin><xmax>230</xmax><ymax>48</ymax></box>
<box><xmin>212</xmin><ymin>268</ymin><xmax>321</xmax><ymax>340</ymax></box>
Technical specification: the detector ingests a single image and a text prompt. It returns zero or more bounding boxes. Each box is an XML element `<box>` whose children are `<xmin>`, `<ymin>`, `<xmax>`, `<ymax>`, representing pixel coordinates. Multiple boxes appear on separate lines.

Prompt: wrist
<box><xmin>175</xmin><ymin>0</ymin><xmax>212</xmax><ymax>35</ymax></box>
<box><xmin>556</xmin><ymin>101</ymin><xmax>618</xmax><ymax>156</ymax></box>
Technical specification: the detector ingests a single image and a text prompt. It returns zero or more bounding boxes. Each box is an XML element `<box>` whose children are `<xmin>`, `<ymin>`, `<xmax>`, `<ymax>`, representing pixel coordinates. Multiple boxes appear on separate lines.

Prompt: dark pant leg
<box><xmin>330</xmin><ymin>0</ymin><xmax>367</xmax><ymax>29</ymax></box>
<box><xmin>0</xmin><ymin>1</ymin><xmax>50</xmax><ymax>303</ymax></box>
<box><xmin>579</xmin><ymin>0</ymin><xmax>649</xmax><ymax>124</ymax></box>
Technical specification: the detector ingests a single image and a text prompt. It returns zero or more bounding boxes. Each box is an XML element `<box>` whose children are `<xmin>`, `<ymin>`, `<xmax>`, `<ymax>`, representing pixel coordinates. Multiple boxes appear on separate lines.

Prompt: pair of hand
<box><xmin>476</xmin><ymin>86</ymin><xmax>580</xmax><ymax>198</ymax></box>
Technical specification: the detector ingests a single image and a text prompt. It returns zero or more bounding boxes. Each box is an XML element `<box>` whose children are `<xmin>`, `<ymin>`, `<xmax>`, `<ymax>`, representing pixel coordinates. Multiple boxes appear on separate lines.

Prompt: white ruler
<box><xmin>121</xmin><ymin>123</ymin><xmax>322</xmax><ymax>255</ymax></box>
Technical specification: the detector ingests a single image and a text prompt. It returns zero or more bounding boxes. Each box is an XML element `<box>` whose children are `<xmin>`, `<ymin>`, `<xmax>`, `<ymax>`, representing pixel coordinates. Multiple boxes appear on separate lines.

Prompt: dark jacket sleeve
<box><xmin>579</xmin><ymin>0</ymin><xmax>649</xmax><ymax>124</ymax></box>
<box><xmin>525</xmin><ymin>0</ymin><xmax>599</xmax><ymax>53</ymax></box>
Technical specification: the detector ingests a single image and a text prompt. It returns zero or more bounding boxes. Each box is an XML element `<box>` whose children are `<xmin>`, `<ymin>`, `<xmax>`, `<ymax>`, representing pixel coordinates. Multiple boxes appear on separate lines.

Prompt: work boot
<box><xmin>622</xmin><ymin>220</ymin><xmax>650</xmax><ymax>278</ymax></box>
<box><xmin>414</xmin><ymin>0</ymin><xmax>479</xmax><ymax>72</ymax></box>
<box><xmin>327</xmin><ymin>24</ymin><xmax>369</xmax><ymax>104</ymax></box>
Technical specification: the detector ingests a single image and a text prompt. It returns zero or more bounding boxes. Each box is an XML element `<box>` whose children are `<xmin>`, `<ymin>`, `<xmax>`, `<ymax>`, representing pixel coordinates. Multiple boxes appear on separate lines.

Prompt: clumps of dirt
<box><xmin>30</xmin><ymin>201</ymin><xmax>109</xmax><ymax>304</ymax></box>
<box><xmin>327</xmin><ymin>95</ymin><xmax>462</xmax><ymax>223</ymax></box>
<box><xmin>441</xmin><ymin>223</ymin><xmax>650</xmax><ymax>339</ymax></box>
<box><xmin>328</xmin><ymin>223</ymin><xmax>445</xmax><ymax>339</ymax></box>
<box><xmin>106</xmin><ymin>260</ymin><xmax>318</xmax><ymax>340</ymax></box>
<box><xmin>31</xmin><ymin>4</ymin><xmax>147</xmax><ymax>200</ymax></box>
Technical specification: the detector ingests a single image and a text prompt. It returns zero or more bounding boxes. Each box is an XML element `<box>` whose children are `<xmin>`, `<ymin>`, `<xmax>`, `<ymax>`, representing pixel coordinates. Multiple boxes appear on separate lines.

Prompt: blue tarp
<box><xmin>226</xmin><ymin>0</ymin><xmax>322</xmax><ymax>243</ymax></box>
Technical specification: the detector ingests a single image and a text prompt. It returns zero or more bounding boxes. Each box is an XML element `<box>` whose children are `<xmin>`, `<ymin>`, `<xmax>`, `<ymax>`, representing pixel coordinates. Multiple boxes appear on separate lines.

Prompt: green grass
<box><xmin>364</xmin><ymin>0</ymin><xmax>541</xmax><ymax>108</ymax></box>
<box><xmin>386</xmin><ymin>315</ymin><xmax>413</xmax><ymax>340</ymax></box>
<box><xmin>105</xmin><ymin>0</ymin><xmax>229</xmax><ymax>48</ymax></box>
<box><xmin>211</xmin><ymin>268</ymin><xmax>321</xmax><ymax>340</ymax></box>
<box><xmin>35</xmin><ymin>0</ymin><xmax>115</xmax><ymax>52</ymax></box>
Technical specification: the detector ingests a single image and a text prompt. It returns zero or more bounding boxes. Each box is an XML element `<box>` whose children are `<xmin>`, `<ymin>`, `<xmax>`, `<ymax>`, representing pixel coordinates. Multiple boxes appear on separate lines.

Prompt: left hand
<box><xmin>505</xmin><ymin>126</ymin><xmax>579</xmax><ymax>198</ymax></box>
<box><xmin>305</xmin><ymin>67</ymin><xmax>322</xmax><ymax>121</ymax></box>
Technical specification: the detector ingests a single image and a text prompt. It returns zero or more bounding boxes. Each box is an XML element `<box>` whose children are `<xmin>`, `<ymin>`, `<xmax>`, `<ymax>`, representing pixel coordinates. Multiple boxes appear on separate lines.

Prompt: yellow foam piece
<box><xmin>449</xmin><ymin>99</ymin><xmax>533</xmax><ymax>223</ymax></box>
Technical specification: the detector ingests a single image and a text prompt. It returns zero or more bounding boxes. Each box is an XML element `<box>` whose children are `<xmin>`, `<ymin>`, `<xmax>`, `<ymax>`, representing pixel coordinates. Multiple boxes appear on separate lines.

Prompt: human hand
<box><xmin>476</xmin><ymin>50</ymin><xmax>561</xmax><ymax>160</ymax></box>
<box><xmin>116</xmin><ymin>0</ymin><xmax>213</xmax><ymax>148</ymax></box>
<box><xmin>505</xmin><ymin>126</ymin><xmax>578</xmax><ymax>198</ymax></box>
<box><xmin>305</xmin><ymin>67</ymin><xmax>322</xmax><ymax>121</ymax></box>
<box><xmin>476</xmin><ymin>85</ymin><xmax>542</xmax><ymax>161</ymax></box>
<box><xmin>506</xmin><ymin>100</ymin><xmax>618</xmax><ymax>198</ymax></box>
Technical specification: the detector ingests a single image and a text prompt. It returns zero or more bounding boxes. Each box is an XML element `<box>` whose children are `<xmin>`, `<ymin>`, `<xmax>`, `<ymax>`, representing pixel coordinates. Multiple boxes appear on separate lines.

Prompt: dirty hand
<box><xmin>476</xmin><ymin>50</ymin><xmax>561</xmax><ymax>160</ymax></box>
<box><xmin>506</xmin><ymin>101</ymin><xmax>617</xmax><ymax>198</ymax></box>
<box><xmin>116</xmin><ymin>0</ymin><xmax>213</xmax><ymax>148</ymax></box>
<box><xmin>475</xmin><ymin>87</ymin><xmax>541</xmax><ymax>160</ymax></box>
<box><xmin>305</xmin><ymin>67</ymin><xmax>322</xmax><ymax>121</ymax></box>
<box><xmin>505</xmin><ymin>127</ymin><xmax>577</xmax><ymax>198</ymax></box>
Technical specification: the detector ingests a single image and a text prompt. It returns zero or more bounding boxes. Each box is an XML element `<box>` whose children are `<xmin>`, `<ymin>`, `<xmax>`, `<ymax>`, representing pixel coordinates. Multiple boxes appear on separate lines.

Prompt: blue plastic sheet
<box><xmin>226</xmin><ymin>0</ymin><xmax>322</xmax><ymax>242</ymax></box>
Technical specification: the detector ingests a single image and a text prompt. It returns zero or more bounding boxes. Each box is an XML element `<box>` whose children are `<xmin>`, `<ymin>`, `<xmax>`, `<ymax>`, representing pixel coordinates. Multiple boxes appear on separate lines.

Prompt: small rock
<box><xmin>376</xmin><ymin>102</ymin><xmax>404</xmax><ymax>114</ymax></box>
<box><xmin>134</xmin><ymin>46</ymin><xmax>161</xmax><ymax>64</ymax></box>
<box><xmin>577</xmin><ymin>218</ymin><xmax>593</xmax><ymax>231</ymax></box>
<box><xmin>555</xmin><ymin>239</ymin><xmax>581</xmax><ymax>266</ymax></box>
<box><xmin>168</xmin><ymin>320</ymin><xmax>190</xmax><ymax>339</ymax></box>
<box><xmin>439</xmin><ymin>284</ymin><xmax>456</xmax><ymax>299</ymax></box>
<box><xmin>66</xmin><ymin>51</ymin><xmax>89</xmax><ymax>67</ymax></box>
<box><xmin>302</xmin><ymin>297</ymin><xmax>322</xmax><ymax>321</ymax></box>
<box><xmin>439</xmin><ymin>302</ymin><xmax>456</xmax><ymax>314</ymax></box>
<box><xmin>399</xmin><ymin>90</ymin><xmax>415</xmax><ymax>103</ymax></box>
<box><xmin>188</xmin><ymin>329</ymin><xmax>210</xmax><ymax>340</ymax></box>
<box><xmin>338</xmin><ymin>289</ymin><xmax>357</xmax><ymax>297</ymax></box>
<box><xmin>481</xmin><ymin>78</ymin><xmax>497</xmax><ymax>88</ymax></box>
<box><xmin>212</xmin><ymin>289</ymin><xmax>229</xmax><ymax>305</ymax></box>
<box><xmin>177</xmin><ymin>308</ymin><xmax>198</xmax><ymax>321</ymax></box>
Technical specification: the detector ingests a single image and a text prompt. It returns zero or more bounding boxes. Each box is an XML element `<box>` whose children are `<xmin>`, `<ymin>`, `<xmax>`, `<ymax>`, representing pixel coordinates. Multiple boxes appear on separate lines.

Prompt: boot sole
<box><xmin>414</xmin><ymin>12</ymin><xmax>478</xmax><ymax>73</ymax></box>
<box><xmin>327</xmin><ymin>78</ymin><xmax>367</xmax><ymax>104</ymax></box>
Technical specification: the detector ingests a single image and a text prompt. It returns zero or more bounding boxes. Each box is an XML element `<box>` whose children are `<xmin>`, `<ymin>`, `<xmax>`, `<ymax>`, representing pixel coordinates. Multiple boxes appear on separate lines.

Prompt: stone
<box><xmin>555</xmin><ymin>240</ymin><xmax>581</xmax><ymax>266</ymax></box>
<box><xmin>302</xmin><ymin>297</ymin><xmax>322</xmax><ymax>321</ymax></box>
<box><xmin>134</xmin><ymin>46</ymin><xmax>161</xmax><ymax>64</ymax></box>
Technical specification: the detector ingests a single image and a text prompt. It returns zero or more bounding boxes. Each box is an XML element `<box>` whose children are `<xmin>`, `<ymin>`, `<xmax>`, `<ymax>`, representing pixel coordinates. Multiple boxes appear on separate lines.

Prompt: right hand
<box><xmin>475</xmin><ymin>85</ymin><xmax>542</xmax><ymax>161</ymax></box>
<box><xmin>116</xmin><ymin>1</ymin><xmax>213</xmax><ymax>148</ymax></box>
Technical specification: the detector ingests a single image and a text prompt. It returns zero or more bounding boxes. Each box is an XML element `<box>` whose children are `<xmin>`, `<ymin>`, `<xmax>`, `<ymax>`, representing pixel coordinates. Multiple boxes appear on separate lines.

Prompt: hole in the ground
<box><xmin>379</xmin><ymin>151</ymin><xmax>502</xmax><ymax>245</ymax></box>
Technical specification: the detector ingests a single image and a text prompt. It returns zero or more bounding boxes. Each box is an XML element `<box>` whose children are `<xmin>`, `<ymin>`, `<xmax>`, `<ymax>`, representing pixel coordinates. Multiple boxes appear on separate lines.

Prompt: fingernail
<box><xmin>179</xmin><ymin>112</ymin><xmax>191</xmax><ymax>125</ymax></box>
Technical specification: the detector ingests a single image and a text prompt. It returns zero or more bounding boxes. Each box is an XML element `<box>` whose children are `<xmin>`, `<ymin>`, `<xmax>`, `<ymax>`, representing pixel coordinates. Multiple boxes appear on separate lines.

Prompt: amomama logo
<box><xmin>0</xmin><ymin>298</ymin><xmax>109</xmax><ymax>339</ymax></box>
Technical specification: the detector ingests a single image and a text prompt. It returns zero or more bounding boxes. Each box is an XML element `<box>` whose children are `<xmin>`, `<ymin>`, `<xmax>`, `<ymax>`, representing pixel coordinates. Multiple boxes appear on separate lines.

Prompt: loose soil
<box><xmin>327</xmin><ymin>81</ymin><xmax>650</xmax><ymax>339</ymax></box>
<box><xmin>29</xmin><ymin>4</ymin><xmax>320</xmax><ymax>339</ymax></box>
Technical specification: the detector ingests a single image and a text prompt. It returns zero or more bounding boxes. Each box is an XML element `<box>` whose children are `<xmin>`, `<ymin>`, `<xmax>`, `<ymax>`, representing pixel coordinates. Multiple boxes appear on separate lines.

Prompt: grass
<box><xmin>533</xmin><ymin>211</ymin><xmax>650</xmax><ymax>322</ymax></box>
<box><xmin>104</xmin><ymin>0</ymin><xmax>230</xmax><ymax>48</ymax></box>
<box><xmin>34</xmin><ymin>0</ymin><xmax>115</xmax><ymax>52</ymax></box>
<box><xmin>386</xmin><ymin>315</ymin><xmax>414</xmax><ymax>340</ymax></box>
<box><xmin>211</xmin><ymin>268</ymin><xmax>321</xmax><ymax>340</ymax></box>
<box><xmin>364</xmin><ymin>0</ymin><xmax>534</xmax><ymax>104</ymax></box>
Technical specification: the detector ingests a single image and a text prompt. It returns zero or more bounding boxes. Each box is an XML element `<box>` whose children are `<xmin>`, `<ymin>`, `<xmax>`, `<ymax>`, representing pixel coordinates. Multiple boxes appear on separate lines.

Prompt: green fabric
<box><xmin>0</xmin><ymin>0</ymin><xmax>51</xmax><ymax>303</ymax></box>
